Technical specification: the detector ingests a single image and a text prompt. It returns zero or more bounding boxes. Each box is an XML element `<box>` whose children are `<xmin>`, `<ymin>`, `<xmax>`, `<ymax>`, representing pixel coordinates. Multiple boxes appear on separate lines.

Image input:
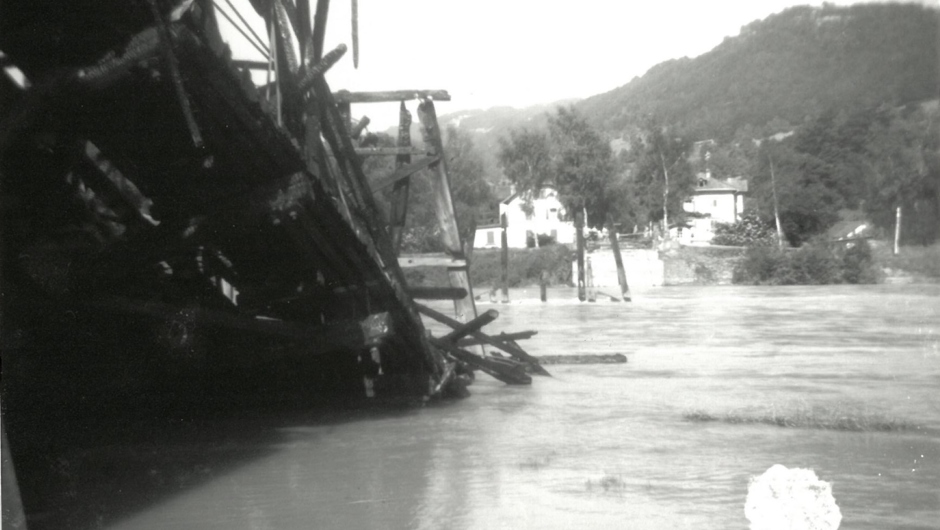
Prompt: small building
<box><xmin>474</xmin><ymin>186</ymin><xmax>576</xmax><ymax>249</ymax></box>
<box><xmin>677</xmin><ymin>172</ymin><xmax>748</xmax><ymax>245</ymax></box>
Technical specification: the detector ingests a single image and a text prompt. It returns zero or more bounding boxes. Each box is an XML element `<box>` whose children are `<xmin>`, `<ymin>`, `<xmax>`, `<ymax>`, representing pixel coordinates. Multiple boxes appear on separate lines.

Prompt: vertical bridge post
<box><xmin>416</xmin><ymin>98</ymin><xmax>481</xmax><ymax>343</ymax></box>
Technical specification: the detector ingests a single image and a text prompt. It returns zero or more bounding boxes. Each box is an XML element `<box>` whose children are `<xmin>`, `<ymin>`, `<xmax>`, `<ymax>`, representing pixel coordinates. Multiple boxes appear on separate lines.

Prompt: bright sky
<box><xmin>219</xmin><ymin>0</ymin><xmax>934</xmax><ymax>130</ymax></box>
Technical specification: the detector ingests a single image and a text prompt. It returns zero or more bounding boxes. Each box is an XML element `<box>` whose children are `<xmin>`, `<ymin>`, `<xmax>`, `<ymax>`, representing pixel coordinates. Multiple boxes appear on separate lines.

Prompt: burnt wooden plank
<box><xmin>429</xmin><ymin>338</ymin><xmax>531</xmax><ymax>385</ymax></box>
<box><xmin>439</xmin><ymin>309</ymin><xmax>498</xmax><ymax>343</ymax></box>
<box><xmin>397</xmin><ymin>253</ymin><xmax>467</xmax><ymax>268</ymax></box>
<box><xmin>389</xmin><ymin>101</ymin><xmax>412</xmax><ymax>253</ymax></box>
<box><xmin>405</xmin><ymin>286</ymin><xmax>467</xmax><ymax>301</ymax></box>
<box><xmin>416</xmin><ymin>98</ymin><xmax>479</xmax><ymax>330</ymax></box>
<box><xmin>416</xmin><ymin>302</ymin><xmax>550</xmax><ymax>376</ymax></box>
<box><xmin>354</xmin><ymin>147</ymin><xmax>425</xmax><ymax>157</ymax></box>
<box><xmin>369</xmin><ymin>156</ymin><xmax>438</xmax><ymax>192</ymax></box>
<box><xmin>457</xmin><ymin>330</ymin><xmax>537</xmax><ymax>347</ymax></box>
<box><xmin>333</xmin><ymin>90</ymin><xmax>451</xmax><ymax>103</ymax></box>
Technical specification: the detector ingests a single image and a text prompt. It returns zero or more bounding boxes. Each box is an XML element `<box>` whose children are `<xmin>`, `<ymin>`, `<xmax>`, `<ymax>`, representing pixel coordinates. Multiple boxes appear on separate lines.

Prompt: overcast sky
<box><xmin>220</xmin><ymin>0</ymin><xmax>936</xmax><ymax>129</ymax></box>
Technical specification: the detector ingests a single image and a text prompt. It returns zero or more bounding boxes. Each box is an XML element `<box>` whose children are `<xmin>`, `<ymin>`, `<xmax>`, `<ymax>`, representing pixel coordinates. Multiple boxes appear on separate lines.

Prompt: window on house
<box><xmin>486</xmin><ymin>231</ymin><xmax>495</xmax><ymax>245</ymax></box>
<box><xmin>713</xmin><ymin>200</ymin><xmax>717</xmax><ymax>207</ymax></box>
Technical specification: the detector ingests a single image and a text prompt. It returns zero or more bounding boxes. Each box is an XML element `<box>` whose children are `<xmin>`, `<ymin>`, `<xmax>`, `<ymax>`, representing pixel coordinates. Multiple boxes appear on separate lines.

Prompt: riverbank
<box><xmin>405</xmin><ymin>241</ymin><xmax>940</xmax><ymax>291</ymax></box>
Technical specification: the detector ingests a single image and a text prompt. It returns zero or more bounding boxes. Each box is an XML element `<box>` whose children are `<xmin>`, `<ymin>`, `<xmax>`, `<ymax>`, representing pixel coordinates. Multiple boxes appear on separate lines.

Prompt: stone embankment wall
<box><xmin>575</xmin><ymin>244</ymin><xmax>746</xmax><ymax>288</ymax></box>
<box><xmin>660</xmin><ymin>245</ymin><xmax>747</xmax><ymax>285</ymax></box>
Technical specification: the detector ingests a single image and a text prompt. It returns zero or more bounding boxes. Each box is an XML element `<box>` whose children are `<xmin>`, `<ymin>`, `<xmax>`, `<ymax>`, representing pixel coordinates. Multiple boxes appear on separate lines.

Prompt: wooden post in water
<box><xmin>606</xmin><ymin>218</ymin><xmax>631</xmax><ymax>302</ymax></box>
<box><xmin>586</xmin><ymin>256</ymin><xmax>596</xmax><ymax>302</ymax></box>
<box><xmin>575</xmin><ymin>210</ymin><xmax>586</xmax><ymax>302</ymax></box>
<box><xmin>500</xmin><ymin>213</ymin><xmax>509</xmax><ymax>303</ymax></box>
<box><xmin>389</xmin><ymin>102</ymin><xmax>412</xmax><ymax>254</ymax></box>
<box><xmin>540</xmin><ymin>270</ymin><xmax>548</xmax><ymax>302</ymax></box>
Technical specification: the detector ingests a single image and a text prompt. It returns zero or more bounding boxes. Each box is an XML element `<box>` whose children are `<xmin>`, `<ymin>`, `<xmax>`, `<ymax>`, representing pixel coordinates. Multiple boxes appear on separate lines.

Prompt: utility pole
<box><xmin>770</xmin><ymin>157</ymin><xmax>784</xmax><ymax>249</ymax></box>
<box><xmin>660</xmin><ymin>152</ymin><xmax>670</xmax><ymax>239</ymax></box>
<box><xmin>894</xmin><ymin>205</ymin><xmax>902</xmax><ymax>255</ymax></box>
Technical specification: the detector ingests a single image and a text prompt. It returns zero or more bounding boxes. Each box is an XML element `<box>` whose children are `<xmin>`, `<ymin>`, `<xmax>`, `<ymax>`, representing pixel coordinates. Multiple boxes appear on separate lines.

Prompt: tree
<box><xmin>496</xmin><ymin>128</ymin><xmax>551</xmax><ymax>215</ymax></box>
<box><xmin>546</xmin><ymin>105</ymin><xmax>618</xmax><ymax>229</ymax></box>
<box><xmin>498</xmin><ymin>106</ymin><xmax>619</xmax><ymax>230</ymax></box>
<box><xmin>751</xmin><ymin>141</ymin><xmax>842</xmax><ymax>246</ymax></box>
<box><xmin>443</xmin><ymin>125</ymin><xmax>495</xmax><ymax>245</ymax></box>
<box><xmin>862</xmin><ymin>105</ymin><xmax>940</xmax><ymax>245</ymax></box>
<box><xmin>630</xmin><ymin>121</ymin><xmax>695</xmax><ymax>232</ymax></box>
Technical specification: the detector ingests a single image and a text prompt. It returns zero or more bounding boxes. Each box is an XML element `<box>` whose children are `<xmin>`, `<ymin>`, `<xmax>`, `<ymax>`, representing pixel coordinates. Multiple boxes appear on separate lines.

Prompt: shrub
<box><xmin>840</xmin><ymin>240</ymin><xmax>880</xmax><ymax>284</ymax></box>
<box><xmin>469</xmin><ymin>245</ymin><xmax>573</xmax><ymax>288</ymax></box>
<box><xmin>732</xmin><ymin>242</ymin><xmax>874</xmax><ymax>285</ymax></box>
<box><xmin>712</xmin><ymin>212</ymin><xmax>778</xmax><ymax>247</ymax></box>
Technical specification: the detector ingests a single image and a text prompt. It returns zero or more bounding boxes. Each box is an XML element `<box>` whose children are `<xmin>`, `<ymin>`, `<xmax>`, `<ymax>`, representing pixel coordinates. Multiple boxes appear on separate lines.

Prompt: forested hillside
<box><xmin>433</xmin><ymin>3</ymin><xmax>940</xmax><ymax>249</ymax></box>
<box><xmin>578</xmin><ymin>3</ymin><xmax>939</xmax><ymax>140</ymax></box>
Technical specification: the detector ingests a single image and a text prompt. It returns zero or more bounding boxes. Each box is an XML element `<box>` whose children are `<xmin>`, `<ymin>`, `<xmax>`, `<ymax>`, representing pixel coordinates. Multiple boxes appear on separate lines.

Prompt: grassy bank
<box><xmin>683</xmin><ymin>401</ymin><xmax>917</xmax><ymax>432</ymax></box>
<box><xmin>403</xmin><ymin>245</ymin><xmax>574</xmax><ymax>289</ymax></box>
<box><xmin>871</xmin><ymin>241</ymin><xmax>940</xmax><ymax>280</ymax></box>
<box><xmin>732</xmin><ymin>240</ymin><xmax>881</xmax><ymax>285</ymax></box>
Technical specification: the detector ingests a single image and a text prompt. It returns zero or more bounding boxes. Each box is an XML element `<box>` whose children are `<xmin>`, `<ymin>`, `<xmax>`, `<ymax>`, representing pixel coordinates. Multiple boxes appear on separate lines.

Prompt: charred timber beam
<box><xmin>389</xmin><ymin>101</ymin><xmax>412</xmax><ymax>253</ymax></box>
<box><xmin>231</xmin><ymin>59</ymin><xmax>271</xmax><ymax>69</ymax></box>
<box><xmin>398</xmin><ymin>253</ymin><xmax>466</xmax><ymax>269</ymax></box>
<box><xmin>417</xmin><ymin>98</ymin><xmax>479</xmax><ymax>331</ymax></box>
<box><xmin>296</xmin><ymin>0</ymin><xmax>311</xmax><ymax>65</ymax></box>
<box><xmin>457</xmin><ymin>330</ymin><xmax>537</xmax><ymax>347</ymax></box>
<box><xmin>429</xmin><ymin>338</ymin><xmax>531</xmax><ymax>385</ymax></box>
<box><xmin>368</xmin><ymin>156</ymin><xmax>438</xmax><ymax>192</ymax></box>
<box><xmin>351</xmin><ymin>0</ymin><xmax>359</xmax><ymax>67</ymax></box>
<box><xmin>349</xmin><ymin>116</ymin><xmax>370</xmax><ymax>140</ymax></box>
<box><xmin>439</xmin><ymin>309</ymin><xmax>499</xmax><ymax>343</ymax></box>
<box><xmin>311</xmin><ymin>0</ymin><xmax>330</xmax><ymax>62</ymax></box>
<box><xmin>148</xmin><ymin>0</ymin><xmax>204</xmax><ymax>148</ymax></box>
<box><xmin>406</xmin><ymin>286</ymin><xmax>468</xmax><ymax>301</ymax></box>
<box><xmin>297</xmin><ymin>43</ymin><xmax>346</xmax><ymax>93</ymax></box>
<box><xmin>273</xmin><ymin>0</ymin><xmax>300</xmax><ymax>74</ymax></box>
<box><xmin>87</xmin><ymin>296</ymin><xmax>389</xmax><ymax>348</ymax></box>
<box><xmin>354</xmin><ymin>147</ymin><xmax>425</xmax><ymax>157</ymax></box>
<box><xmin>416</xmin><ymin>303</ymin><xmax>550</xmax><ymax>376</ymax></box>
<box><xmin>333</xmin><ymin>90</ymin><xmax>451</xmax><ymax>103</ymax></box>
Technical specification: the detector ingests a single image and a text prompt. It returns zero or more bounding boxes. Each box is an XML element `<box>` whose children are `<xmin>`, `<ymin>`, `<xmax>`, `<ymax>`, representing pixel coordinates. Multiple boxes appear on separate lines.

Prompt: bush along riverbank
<box><xmin>732</xmin><ymin>240</ymin><xmax>881</xmax><ymax>285</ymax></box>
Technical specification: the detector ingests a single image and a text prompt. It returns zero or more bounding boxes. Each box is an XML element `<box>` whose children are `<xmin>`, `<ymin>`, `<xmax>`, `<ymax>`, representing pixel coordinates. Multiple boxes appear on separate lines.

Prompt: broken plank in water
<box><xmin>333</xmin><ymin>89</ymin><xmax>451</xmax><ymax>103</ymax></box>
<box><xmin>457</xmin><ymin>330</ymin><xmax>537</xmax><ymax>347</ymax></box>
<box><xmin>430</xmin><ymin>338</ymin><xmax>531</xmax><ymax>385</ymax></box>
<box><xmin>439</xmin><ymin>309</ymin><xmax>499</xmax><ymax>343</ymax></box>
<box><xmin>416</xmin><ymin>303</ymin><xmax>551</xmax><ymax>377</ymax></box>
<box><xmin>537</xmin><ymin>354</ymin><xmax>627</xmax><ymax>365</ymax></box>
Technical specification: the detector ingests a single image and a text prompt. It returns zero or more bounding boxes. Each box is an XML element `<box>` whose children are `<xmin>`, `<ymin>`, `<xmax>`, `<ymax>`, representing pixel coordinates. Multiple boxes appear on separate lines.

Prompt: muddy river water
<box><xmin>84</xmin><ymin>284</ymin><xmax>940</xmax><ymax>529</ymax></box>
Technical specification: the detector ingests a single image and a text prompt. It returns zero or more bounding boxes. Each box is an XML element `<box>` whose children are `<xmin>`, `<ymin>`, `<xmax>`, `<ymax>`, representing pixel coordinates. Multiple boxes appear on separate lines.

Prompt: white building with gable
<box><xmin>474</xmin><ymin>185</ymin><xmax>576</xmax><ymax>249</ymax></box>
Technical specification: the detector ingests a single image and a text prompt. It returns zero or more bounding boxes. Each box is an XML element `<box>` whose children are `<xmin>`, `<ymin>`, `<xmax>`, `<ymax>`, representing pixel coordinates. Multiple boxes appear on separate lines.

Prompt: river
<box><xmin>36</xmin><ymin>284</ymin><xmax>940</xmax><ymax>529</ymax></box>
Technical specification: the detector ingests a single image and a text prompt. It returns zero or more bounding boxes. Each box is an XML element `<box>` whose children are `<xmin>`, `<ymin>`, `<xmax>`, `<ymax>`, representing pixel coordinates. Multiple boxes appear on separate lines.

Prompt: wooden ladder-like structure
<box><xmin>339</xmin><ymin>90</ymin><xmax>551</xmax><ymax>382</ymax></box>
<box><xmin>211</xmin><ymin>0</ymin><xmax>548</xmax><ymax>386</ymax></box>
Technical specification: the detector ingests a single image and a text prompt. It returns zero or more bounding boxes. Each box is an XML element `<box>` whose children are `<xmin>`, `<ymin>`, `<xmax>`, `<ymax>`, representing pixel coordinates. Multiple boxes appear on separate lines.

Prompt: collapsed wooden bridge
<box><xmin>0</xmin><ymin>0</ymin><xmax>549</xmax><ymax>409</ymax></box>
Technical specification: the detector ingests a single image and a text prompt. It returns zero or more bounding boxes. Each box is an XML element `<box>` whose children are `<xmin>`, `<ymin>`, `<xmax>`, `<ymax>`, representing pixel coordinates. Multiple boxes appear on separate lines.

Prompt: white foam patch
<box><xmin>745</xmin><ymin>464</ymin><xmax>842</xmax><ymax>530</ymax></box>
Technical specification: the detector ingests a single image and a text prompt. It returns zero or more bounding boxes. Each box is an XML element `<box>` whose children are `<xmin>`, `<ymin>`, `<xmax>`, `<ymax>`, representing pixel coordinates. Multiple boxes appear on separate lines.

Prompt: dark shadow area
<box><xmin>3</xmin><ymin>370</ymin><xmax>431</xmax><ymax>530</ymax></box>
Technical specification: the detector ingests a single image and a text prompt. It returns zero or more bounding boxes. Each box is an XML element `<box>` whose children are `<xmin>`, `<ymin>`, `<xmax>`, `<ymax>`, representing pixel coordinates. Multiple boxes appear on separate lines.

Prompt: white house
<box><xmin>473</xmin><ymin>186</ymin><xmax>576</xmax><ymax>249</ymax></box>
<box><xmin>676</xmin><ymin>172</ymin><xmax>748</xmax><ymax>245</ymax></box>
